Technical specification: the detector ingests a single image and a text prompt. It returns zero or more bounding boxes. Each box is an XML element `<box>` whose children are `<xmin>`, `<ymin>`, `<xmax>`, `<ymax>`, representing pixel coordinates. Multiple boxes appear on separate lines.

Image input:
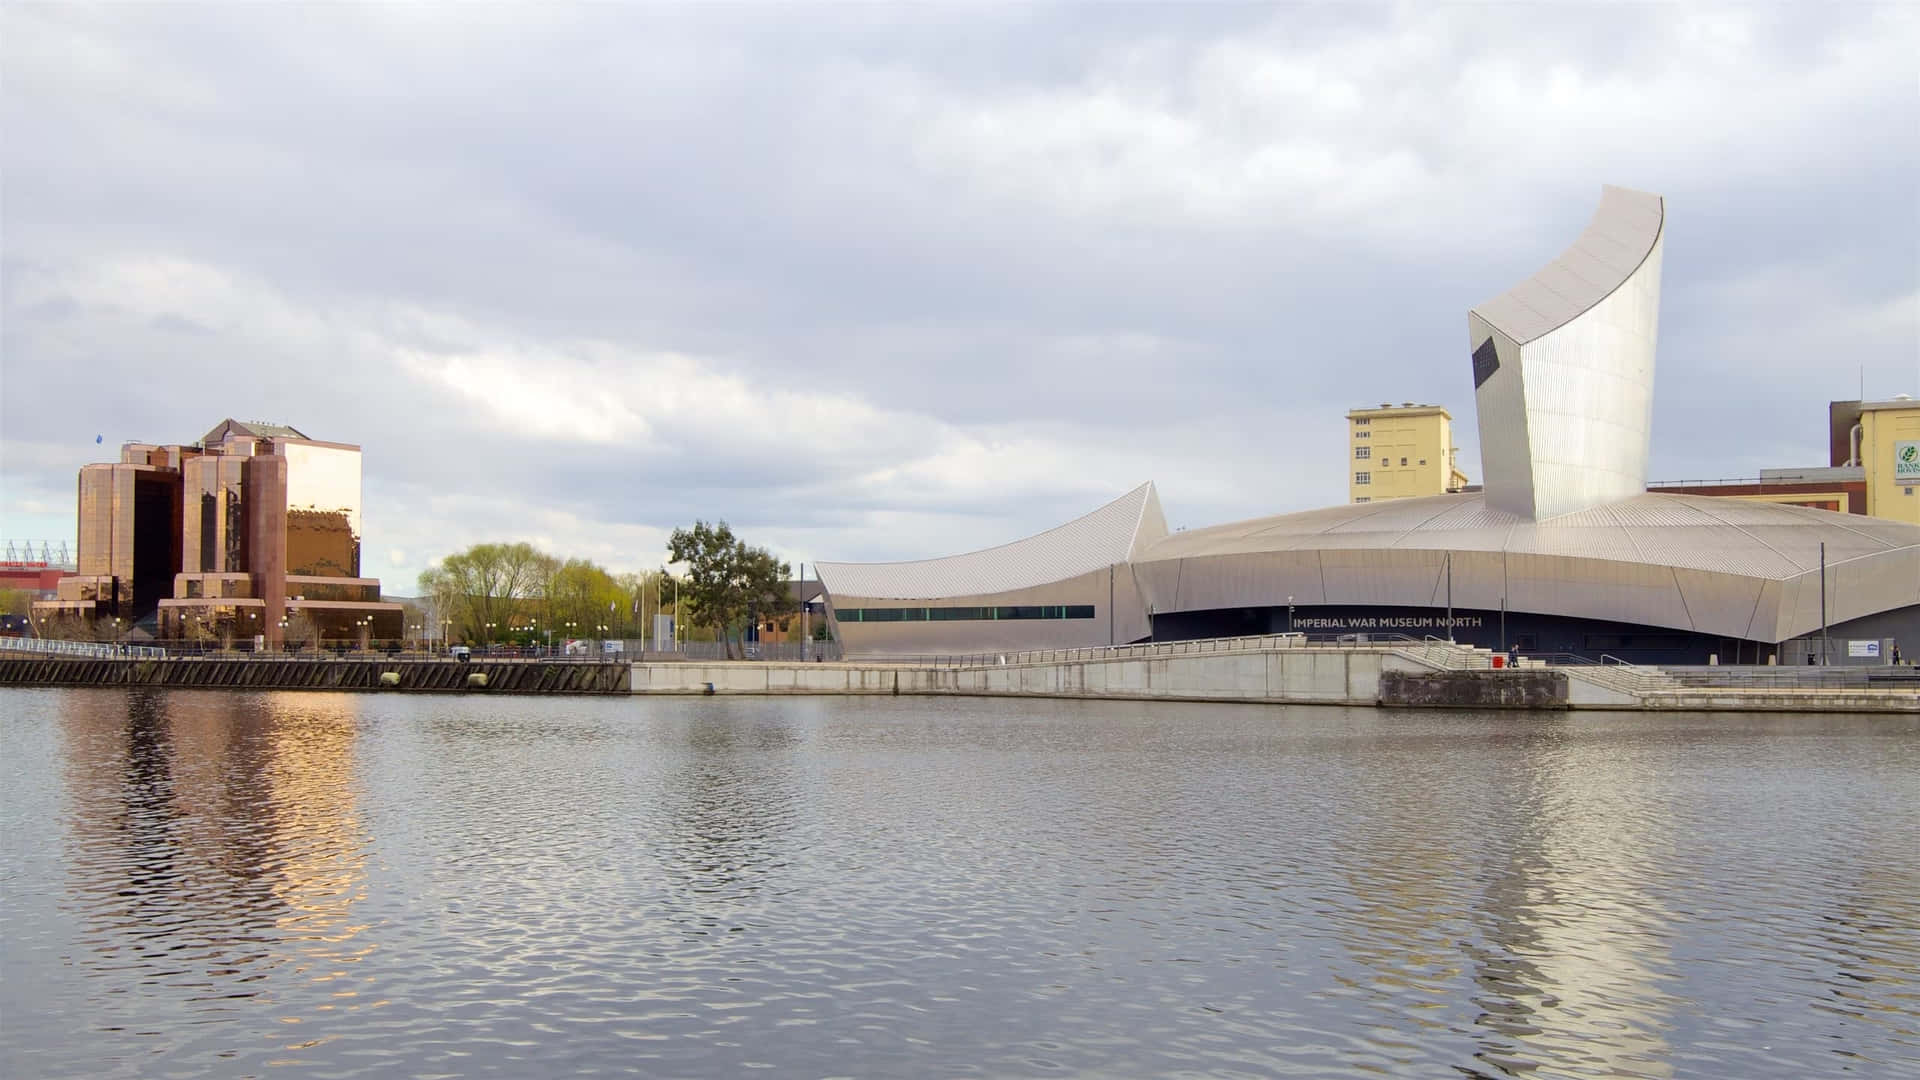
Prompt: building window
<box><xmin>838</xmin><ymin>605</ymin><xmax>1096</xmax><ymax>623</ymax></box>
<box><xmin>1354</xmin><ymin>431</ymin><xmax>1369</xmax><ymax>439</ymax></box>
<box><xmin>1354</xmin><ymin>497</ymin><xmax>1370</xmax><ymax>503</ymax></box>
<box><xmin>1353</xmin><ymin>418</ymin><xmax>1370</xmax><ymax>426</ymax></box>
<box><xmin>1418</xmin><ymin>459</ymin><xmax>1427</xmax><ymax>466</ymax></box>
<box><xmin>1399</xmin><ymin>457</ymin><xmax>1409</xmax><ymax>466</ymax></box>
<box><xmin>1354</xmin><ymin>447</ymin><xmax>1370</xmax><ymax>459</ymax></box>
<box><xmin>1355</xmin><ymin>472</ymin><xmax>1371</xmax><ymax>485</ymax></box>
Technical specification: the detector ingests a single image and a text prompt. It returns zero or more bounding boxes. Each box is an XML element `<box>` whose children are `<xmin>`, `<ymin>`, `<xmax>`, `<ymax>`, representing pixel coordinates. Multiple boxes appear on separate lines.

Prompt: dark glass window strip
<box><xmin>839</xmin><ymin>604</ymin><xmax>1097</xmax><ymax>623</ymax></box>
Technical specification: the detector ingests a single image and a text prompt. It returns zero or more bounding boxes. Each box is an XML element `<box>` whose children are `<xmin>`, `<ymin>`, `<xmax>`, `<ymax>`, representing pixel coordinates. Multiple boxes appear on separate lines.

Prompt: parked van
<box><xmin>450</xmin><ymin>645</ymin><xmax>472</xmax><ymax>662</ymax></box>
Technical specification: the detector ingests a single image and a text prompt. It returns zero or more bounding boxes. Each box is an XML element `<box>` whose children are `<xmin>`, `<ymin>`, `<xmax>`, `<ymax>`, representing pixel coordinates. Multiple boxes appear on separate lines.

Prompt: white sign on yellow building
<box><xmin>1858</xmin><ymin>398</ymin><xmax>1920</xmax><ymax>524</ymax></box>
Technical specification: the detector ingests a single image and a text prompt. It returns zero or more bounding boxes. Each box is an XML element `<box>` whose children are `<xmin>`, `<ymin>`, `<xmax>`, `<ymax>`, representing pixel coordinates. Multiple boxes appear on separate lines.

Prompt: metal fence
<box><xmin>0</xmin><ymin>637</ymin><xmax>165</xmax><ymax>659</ymax></box>
<box><xmin>653</xmin><ymin>640</ymin><xmax>843</xmax><ymax>662</ymax></box>
<box><xmin>844</xmin><ymin>631</ymin><xmax>1473</xmax><ymax>670</ymax></box>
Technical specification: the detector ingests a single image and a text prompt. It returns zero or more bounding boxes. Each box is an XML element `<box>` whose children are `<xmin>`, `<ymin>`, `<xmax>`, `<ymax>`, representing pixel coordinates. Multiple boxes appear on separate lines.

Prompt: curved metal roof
<box><xmin>1139</xmin><ymin>492</ymin><xmax>1916</xmax><ymax>579</ymax></box>
<box><xmin>1133</xmin><ymin>492</ymin><xmax>1920</xmax><ymax>641</ymax></box>
<box><xmin>1470</xmin><ymin>185</ymin><xmax>1664</xmax><ymax>345</ymax></box>
<box><xmin>816</xmin><ymin>482</ymin><xmax>1167</xmax><ymax>600</ymax></box>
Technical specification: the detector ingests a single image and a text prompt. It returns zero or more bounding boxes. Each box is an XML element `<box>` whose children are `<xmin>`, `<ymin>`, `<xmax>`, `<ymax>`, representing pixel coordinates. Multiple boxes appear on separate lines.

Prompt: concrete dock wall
<box><xmin>1379</xmin><ymin>669</ymin><xmax>1568</xmax><ymax>709</ymax></box>
<box><xmin>634</xmin><ymin>647</ymin><xmax>1422</xmax><ymax>706</ymax></box>
<box><xmin>0</xmin><ymin>657</ymin><xmax>631</xmax><ymax>694</ymax></box>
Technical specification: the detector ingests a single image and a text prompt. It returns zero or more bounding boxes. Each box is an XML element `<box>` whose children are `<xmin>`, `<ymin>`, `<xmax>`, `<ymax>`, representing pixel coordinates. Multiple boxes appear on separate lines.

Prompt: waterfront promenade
<box><xmin>636</xmin><ymin>635</ymin><xmax>1920</xmax><ymax>713</ymax></box>
<box><xmin>5</xmin><ymin>634</ymin><xmax>1913</xmax><ymax>711</ymax></box>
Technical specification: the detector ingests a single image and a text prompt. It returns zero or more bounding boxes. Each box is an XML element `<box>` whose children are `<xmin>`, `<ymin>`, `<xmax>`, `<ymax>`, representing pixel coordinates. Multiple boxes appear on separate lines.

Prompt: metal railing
<box><xmin>0</xmin><ymin>637</ymin><xmax>165</xmax><ymax>659</ymax></box>
<box><xmin>660</xmin><ymin>641</ymin><xmax>843</xmax><ymax>662</ymax></box>
<box><xmin>845</xmin><ymin>632</ymin><xmax>1502</xmax><ymax>671</ymax></box>
<box><xmin>1651</xmin><ymin>664</ymin><xmax>1920</xmax><ymax>691</ymax></box>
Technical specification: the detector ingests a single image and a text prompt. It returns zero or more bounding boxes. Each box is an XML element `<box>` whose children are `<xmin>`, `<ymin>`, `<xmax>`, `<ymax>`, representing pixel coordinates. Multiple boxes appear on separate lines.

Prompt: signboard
<box><xmin>1895</xmin><ymin>441</ymin><xmax>1920</xmax><ymax>481</ymax></box>
<box><xmin>1294</xmin><ymin>614</ymin><xmax>1485</xmax><ymax>631</ymax></box>
<box><xmin>1848</xmin><ymin>640</ymin><xmax>1881</xmax><ymax>658</ymax></box>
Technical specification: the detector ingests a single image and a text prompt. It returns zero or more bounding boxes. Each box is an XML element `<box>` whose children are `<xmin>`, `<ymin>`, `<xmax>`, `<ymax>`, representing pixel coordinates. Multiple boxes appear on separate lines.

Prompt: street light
<box><xmin>1287</xmin><ymin>596</ymin><xmax>1294</xmax><ymax>635</ymax></box>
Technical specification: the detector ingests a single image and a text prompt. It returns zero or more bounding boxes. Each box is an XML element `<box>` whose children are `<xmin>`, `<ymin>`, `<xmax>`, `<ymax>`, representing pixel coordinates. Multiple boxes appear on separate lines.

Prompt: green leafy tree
<box><xmin>547</xmin><ymin>558</ymin><xmax>625</xmax><ymax>638</ymax></box>
<box><xmin>0</xmin><ymin>589</ymin><xmax>32</xmax><ymax>619</ymax></box>
<box><xmin>666</xmin><ymin>521</ymin><xmax>797</xmax><ymax>658</ymax></box>
<box><xmin>418</xmin><ymin>541</ymin><xmax>548</xmax><ymax>642</ymax></box>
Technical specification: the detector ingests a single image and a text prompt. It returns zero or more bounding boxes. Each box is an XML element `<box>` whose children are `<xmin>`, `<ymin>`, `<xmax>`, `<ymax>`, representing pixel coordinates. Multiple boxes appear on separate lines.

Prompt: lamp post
<box><xmin>1287</xmin><ymin>596</ymin><xmax>1294</xmax><ymax>635</ymax></box>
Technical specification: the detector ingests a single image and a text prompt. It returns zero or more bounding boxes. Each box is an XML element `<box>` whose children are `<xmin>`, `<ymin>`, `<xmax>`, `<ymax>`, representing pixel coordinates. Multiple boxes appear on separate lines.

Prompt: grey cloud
<box><xmin>3</xmin><ymin>4</ymin><xmax>1916</xmax><ymax>585</ymax></box>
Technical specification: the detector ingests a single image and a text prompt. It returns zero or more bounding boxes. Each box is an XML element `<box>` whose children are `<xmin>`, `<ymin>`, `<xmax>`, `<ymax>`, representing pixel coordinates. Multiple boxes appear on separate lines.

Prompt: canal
<box><xmin>2</xmin><ymin>689</ymin><xmax>1915</xmax><ymax>1077</ymax></box>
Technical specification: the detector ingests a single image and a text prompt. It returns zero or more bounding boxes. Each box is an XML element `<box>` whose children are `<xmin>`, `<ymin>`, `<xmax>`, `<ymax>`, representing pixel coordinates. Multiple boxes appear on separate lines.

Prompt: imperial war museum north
<box><xmin>814</xmin><ymin>186</ymin><xmax>1920</xmax><ymax>666</ymax></box>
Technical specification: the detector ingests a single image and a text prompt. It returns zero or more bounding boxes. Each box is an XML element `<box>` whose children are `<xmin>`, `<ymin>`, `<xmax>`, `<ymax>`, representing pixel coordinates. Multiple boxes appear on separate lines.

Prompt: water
<box><xmin>2</xmin><ymin>689</ymin><xmax>1916</xmax><ymax>1079</ymax></box>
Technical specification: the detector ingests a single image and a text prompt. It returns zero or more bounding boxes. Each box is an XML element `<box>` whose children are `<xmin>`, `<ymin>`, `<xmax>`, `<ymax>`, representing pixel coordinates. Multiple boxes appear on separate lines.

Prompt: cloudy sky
<box><xmin>4</xmin><ymin>3</ymin><xmax>1916</xmax><ymax>590</ymax></box>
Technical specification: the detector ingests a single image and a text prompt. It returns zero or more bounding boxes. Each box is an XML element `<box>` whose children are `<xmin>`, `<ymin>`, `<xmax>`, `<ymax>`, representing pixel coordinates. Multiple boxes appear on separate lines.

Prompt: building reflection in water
<box><xmin>1461</xmin><ymin>722</ymin><xmax>1678</xmax><ymax>1079</ymax></box>
<box><xmin>1325</xmin><ymin>718</ymin><xmax>1677</xmax><ymax>1078</ymax></box>
<box><xmin>59</xmin><ymin>690</ymin><xmax>373</xmax><ymax>1032</ymax></box>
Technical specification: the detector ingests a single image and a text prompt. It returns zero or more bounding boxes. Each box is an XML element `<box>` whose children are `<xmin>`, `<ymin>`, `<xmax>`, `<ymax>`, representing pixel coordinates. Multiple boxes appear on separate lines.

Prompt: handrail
<box><xmin>0</xmin><ymin>637</ymin><xmax>166</xmax><ymax>659</ymax></box>
<box><xmin>844</xmin><ymin>631</ymin><xmax>1499</xmax><ymax>670</ymax></box>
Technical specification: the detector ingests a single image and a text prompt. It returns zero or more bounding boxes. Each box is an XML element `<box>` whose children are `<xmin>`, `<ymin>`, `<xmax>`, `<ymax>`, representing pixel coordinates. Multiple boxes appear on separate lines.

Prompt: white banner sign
<box><xmin>1897</xmin><ymin>441</ymin><xmax>1920</xmax><ymax>480</ymax></box>
<box><xmin>1848</xmin><ymin>640</ymin><xmax>1881</xmax><ymax>658</ymax></box>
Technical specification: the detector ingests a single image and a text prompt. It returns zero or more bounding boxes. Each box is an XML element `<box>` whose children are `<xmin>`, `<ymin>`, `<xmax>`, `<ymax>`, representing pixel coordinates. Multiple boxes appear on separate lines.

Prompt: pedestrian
<box><xmin>1508</xmin><ymin>642</ymin><xmax>1519</xmax><ymax>668</ymax></box>
<box><xmin>1893</xmin><ymin>642</ymin><xmax>1903</xmax><ymax>666</ymax></box>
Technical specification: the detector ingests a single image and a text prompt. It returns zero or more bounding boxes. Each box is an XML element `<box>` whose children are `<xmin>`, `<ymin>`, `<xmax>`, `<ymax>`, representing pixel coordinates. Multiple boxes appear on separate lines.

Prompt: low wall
<box><xmin>635</xmin><ymin>648</ymin><xmax>1419</xmax><ymax>706</ymax></box>
<box><xmin>1379</xmin><ymin>669</ymin><xmax>1568</xmax><ymax>709</ymax></box>
<box><xmin>0</xmin><ymin>657</ymin><xmax>630</xmax><ymax>694</ymax></box>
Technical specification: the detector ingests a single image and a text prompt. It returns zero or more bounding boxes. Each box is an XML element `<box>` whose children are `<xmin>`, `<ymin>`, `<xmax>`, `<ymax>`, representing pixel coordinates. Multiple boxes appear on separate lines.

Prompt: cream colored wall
<box><xmin>1862</xmin><ymin>404</ymin><xmax>1920</xmax><ymax>524</ymax></box>
<box><xmin>829</xmin><ymin>565</ymin><xmax>1148</xmax><ymax>655</ymax></box>
<box><xmin>1349</xmin><ymin>410</ymin><xmax>1456</xmax><ymax>503</ymax></box>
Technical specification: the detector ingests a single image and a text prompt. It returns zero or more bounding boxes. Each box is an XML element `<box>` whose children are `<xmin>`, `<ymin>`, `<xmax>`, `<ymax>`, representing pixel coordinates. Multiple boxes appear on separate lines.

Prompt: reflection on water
<box><xmin>49</xmin><ymin>690</ymin><xmax>371</xmax><ymax>1072</ymax></box>
<box><xmin>2</xmin><ymin>691</ymin><xmax>1916</xmax><ymax>1079</ymax></box>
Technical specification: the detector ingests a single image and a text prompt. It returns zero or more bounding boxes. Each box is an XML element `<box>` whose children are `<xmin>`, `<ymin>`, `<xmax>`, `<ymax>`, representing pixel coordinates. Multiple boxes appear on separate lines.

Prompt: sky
<box><xmin>4</xmin><ymin>3</ymin><xmax>1917</xmax><ymax>591</ymax></box>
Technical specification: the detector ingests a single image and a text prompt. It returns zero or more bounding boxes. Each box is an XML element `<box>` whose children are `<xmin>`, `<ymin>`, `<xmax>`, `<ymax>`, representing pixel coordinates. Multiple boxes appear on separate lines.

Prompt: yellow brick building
<box><xmin>1347</xmin><ymin>403</ymin><xmax>1471</xmax><ymax>503</ymax></box>
<box><xmin>1852</xmin><ymin>396</ymin><xmax>1920</xmax><ymax>524</ymax></box>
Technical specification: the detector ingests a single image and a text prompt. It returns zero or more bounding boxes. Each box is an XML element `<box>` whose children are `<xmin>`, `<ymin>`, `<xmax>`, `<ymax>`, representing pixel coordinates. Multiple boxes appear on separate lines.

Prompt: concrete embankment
<box><xmin>636</xmin><ymin>646</ymin><xmax>1461</xmax><ymax>707</ymax></box>
<box><xmin>635</xmin><ymin>644</ymin><xmax>1919</xmax><ymax>713</ymax></box>
<box><xmin>0</xmin><ymin>656</ymin><xmax>630</xmax><ymax>694</ymax></box>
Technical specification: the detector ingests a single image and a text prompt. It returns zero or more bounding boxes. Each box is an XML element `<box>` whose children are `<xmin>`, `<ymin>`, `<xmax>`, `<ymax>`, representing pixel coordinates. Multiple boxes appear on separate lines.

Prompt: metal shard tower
<box><xmin>1468</xmin><ymin>185</ymin><xmax>1665</xmax><ymax>520</ymax></box>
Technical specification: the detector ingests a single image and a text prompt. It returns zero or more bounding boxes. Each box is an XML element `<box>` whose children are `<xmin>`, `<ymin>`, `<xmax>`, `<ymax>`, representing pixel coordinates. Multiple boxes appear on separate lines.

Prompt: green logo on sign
<box><xmin>1904</xmin><ymin>445</ymin><xmax>1919</xmax><ymax>465</ymax></box>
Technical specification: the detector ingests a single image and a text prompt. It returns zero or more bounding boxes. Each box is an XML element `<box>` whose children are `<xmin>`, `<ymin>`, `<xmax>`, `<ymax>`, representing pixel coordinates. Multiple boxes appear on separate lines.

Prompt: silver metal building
<box><xmin>815</xmin><ymin>186</ymin><xmax>1920</xmax><ymax>662</ymax></box>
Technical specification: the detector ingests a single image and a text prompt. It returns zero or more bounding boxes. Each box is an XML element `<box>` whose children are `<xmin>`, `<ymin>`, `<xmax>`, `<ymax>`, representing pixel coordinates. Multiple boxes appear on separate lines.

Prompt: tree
<box><xmin>283</xmin><ymin>611</ymin><xmax>321</xmax><ymax>651</ymax></box>
<box><xmin>0</xmin><ymin>589</ymin><xmax>32</xmax><ymax>619</ymax></box>
<box><xmin>666</xmin><ymin>521</ymin><xmax>797</xmax><ymax>659</ymax></box>
<box><xmin>418</xmin><ymin>541</ymin><xmax>548</xmax><ymax>642</ymax></box>
<box><xmin>547</xmin><ymin>558</ymin><xmax>622</xmax><ymax>636</ymax></box>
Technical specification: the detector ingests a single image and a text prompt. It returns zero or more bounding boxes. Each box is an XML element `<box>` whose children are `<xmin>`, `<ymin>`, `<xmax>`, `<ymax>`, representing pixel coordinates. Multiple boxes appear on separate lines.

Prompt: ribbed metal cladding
<box><xmin>1470</xmin><ymin>185</ymin><xmax>1665</xmax><ymax>520</ymax></box>
<box><xmin>815</xmin><ymin>482</ymin><xmax>1165</xmax><ymax>601</ymax></box>
<box><xmin>1132</xmin><ymin>492</ymin><xmax>1920</xmax><ymax>641</ymax></box>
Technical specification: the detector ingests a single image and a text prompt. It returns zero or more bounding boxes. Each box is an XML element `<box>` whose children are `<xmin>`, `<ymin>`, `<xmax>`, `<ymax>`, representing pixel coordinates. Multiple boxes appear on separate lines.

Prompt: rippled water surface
<box><xmin>2</xmin><ymin>689</ymin><xmax>1917</xmax><ymax>1078</ymax></box>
